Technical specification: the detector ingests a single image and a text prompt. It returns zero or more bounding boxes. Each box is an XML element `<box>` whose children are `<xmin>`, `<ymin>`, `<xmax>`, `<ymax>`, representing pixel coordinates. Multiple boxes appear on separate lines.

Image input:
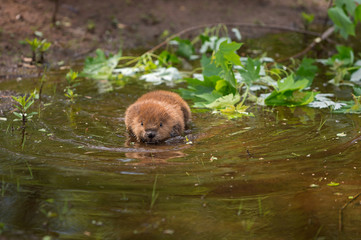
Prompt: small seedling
<box><xmin>64</xmin><ymin>69</ymin><xmax>80</xmax><ymax>102</ymax></box>
<box><xmin>64</xmin><ymin>88</ymin><xmax>78</xmax><ymax>103</ymax></box>
<box><xmin>66</xmin><ymin>69</ymin><xmax>79</xmax><ymax>87</ymax></box>
<box><xmin>39</xmin><ymin>40</ymin><xmax>52</xmax><ymax>63</ymax></box>
<box><xmin>301</xmin><ymin>12</ymin><xmax>314</xmax><ymax>30</ymax></box>
<box><xmin>25</xmin><ymin>38</ymin><xmax>52</xmax><ymax>64</ymax></box>
<box><xmin>87</xmin><ymin>20</ymin><xmax>95</xmax><ymax>33</ymax></box>
<box><xmin>26</xmin><ymin>38</ymin><xmax>41</xmax><ymax>63</ymax></box>
<box><xmin>12</xmin><ymin>92</ymin><xmax>38</xmax><ymax>127</ymax></box>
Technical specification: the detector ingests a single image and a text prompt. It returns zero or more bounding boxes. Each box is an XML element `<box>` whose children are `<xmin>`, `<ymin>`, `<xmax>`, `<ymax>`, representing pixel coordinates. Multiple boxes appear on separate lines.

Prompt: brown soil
<box><xmin>1</xmin><ymin>0</ymin><xmax>329</xmax><ymax>70</ymax></box>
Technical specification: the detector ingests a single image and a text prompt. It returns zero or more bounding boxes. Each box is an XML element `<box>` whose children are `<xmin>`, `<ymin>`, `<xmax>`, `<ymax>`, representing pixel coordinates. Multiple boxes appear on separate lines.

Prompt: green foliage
<box><xmin>239</xmin><ymin>58</ymin><xmax>261</xmax><ymax>87</ymax></box>
<box><xmin>214</xmin><ymin>40</ymin><xmax>243</xmax><ymax>89</ymax></box>
<box><xmin>25</xmin><ymin>38</ymin><xmax>51</xmax><ymax>63</ymax></box>
<box><xmin>295</xmin><ymin>58</ymin><xmax>318</xmax><ymax>87</ymax></box>
<box><xmin>12</xmin><ymin>92</ymin><xmax>38</xmax><ymax>124</ymax></box>
<box><xmin>179</xmin><ymin>45</ymin><xmax>240</xmax><ymax>109</ymax></box>
<box><xmin>64</xmin><ymin>69</ymin><xmax>80</xmax><ymax>102</ymax></box>
<box><xmin>81</xmin><ymin>49</ymin><xmax>122</xmax><ymax>80</ymax></box>
<box><xmin>66</xmin><ymin>69</ymin><xmax>79</xmax><ymax>87</ymax></box>
<box><xmin>64</xmin><ymin>88</ymin><xmax>78</xmax><ymax>103</ymax></box>
<box><xmin>334</xmin><ymin>86</ymin><xmax>361</xmax><ymax>114</ymax></box>
<box><xmin>265</xmin><ymin>75</ymin><xmax>318</xmax><ymax>107</ymax></box>
<box><xmin>328</xmin><ymin>0</ymin><xmax>361</xmax><ymax>38</ymax></box>
<box><xmin>158</xmin><ymin>50</ymin><xmax>180</xmax><ymax>66</ymax></box>
<box><xmin>326</xmin><ymin>45</ymin><xmax>360</xmax><ymax>85</ymax></box>
<box><xmin>220</xmin><ymin>103</ymin><xmax>254</xmax><ymax>119</ymax></box>
<box><xmin>301</xmin><ymin>12</ymin><xmax>315</xmax><ymax>29</ymax></box>
<box><xmin>172</xmin><ymin>37</ymin><xmax>195</xmax><ymax>59</ymax></box>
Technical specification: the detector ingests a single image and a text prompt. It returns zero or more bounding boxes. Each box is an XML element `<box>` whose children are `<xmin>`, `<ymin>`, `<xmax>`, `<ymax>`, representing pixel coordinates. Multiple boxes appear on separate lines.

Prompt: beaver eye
<box><xmin>160</xmin><ymin>123</ymin><xmax>163</xmax><ymax>127</ymax></box>
<box><xmin>141</xmin><ymin>122</ymin><xmax>143</xmax><ymax>126</ymax></box>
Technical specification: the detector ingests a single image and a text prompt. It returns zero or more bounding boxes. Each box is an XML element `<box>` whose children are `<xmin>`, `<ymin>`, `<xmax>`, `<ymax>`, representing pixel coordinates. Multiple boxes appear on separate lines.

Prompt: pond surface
<box><xmin>0</xmin><ymin>33</ymin><xmax>361</xmax><ymax>240</ymax></box>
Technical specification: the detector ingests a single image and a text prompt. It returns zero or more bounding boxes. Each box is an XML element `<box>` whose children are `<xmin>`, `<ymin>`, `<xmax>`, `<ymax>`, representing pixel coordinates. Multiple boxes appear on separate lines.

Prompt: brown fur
<box><xmin>125</xmin><ymin>90</ymin><xmax>191</xmax><ymax>143</ymax></box>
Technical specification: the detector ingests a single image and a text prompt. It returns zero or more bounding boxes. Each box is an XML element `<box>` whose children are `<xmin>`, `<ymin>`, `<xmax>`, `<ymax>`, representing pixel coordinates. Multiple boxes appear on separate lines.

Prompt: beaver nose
<box><xmin>146</xmin><ymin>130</ymin><xmax>156</xmax><ymax>139</ymax></box>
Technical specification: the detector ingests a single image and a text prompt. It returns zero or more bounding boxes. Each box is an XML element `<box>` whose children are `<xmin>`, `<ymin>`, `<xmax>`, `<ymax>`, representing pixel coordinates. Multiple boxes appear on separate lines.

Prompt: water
<box><xmin>0</xmin><ymin>33</ymin><xmax>361</xmax><ymax>240</ymax></box>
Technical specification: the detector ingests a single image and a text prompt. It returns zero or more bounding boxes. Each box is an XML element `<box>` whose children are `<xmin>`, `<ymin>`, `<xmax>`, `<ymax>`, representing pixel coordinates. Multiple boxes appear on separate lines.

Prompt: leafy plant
<box><xmin>334</xmin><ymin>86</ymin><xmax>361</xmax><ymax>114</ymax></box>
<box><xmin>327</xmin><ymin>0</ymin><xmax>361</xmax><ymax>39</ymax></box>
<box><xmin>326</xmin><ymin>45</ymin><xmax>359</xmax><ymax>85</ymax></box>
<box><xmin>81</xmin><ymin>49</ymin><xmax>122</xmax><ymax>80</ymax></box>
<box><xmin>64</xmin><ymin>69</ymin><xmax>80</xmax><ymax>102</ymax></box>
<box><xmin>39</xmin><ymin>40</ymin><xmax>52</xmax><ymax>63</ymax></box>
<box><xmin>172</xmin><ymin>37</ymin><xmax>195</xmax><ymax>59</ymax></box>
<box><xmin>265</xmin><ymin>74</ymin><xmax>318</xmax><ymax>107</ymax></box>
<box><xmin>64</xmin><ymin>88</ymin><xmax>78</xmax><ymax>103</ymax></box>
<box><xmin>301</xmin><ymin>12</ymin><xmax>315</xmax><ymax>30</ymax></box>
<box><xmin>25</xmin><ymin>38</ymin><xmax>51</xmax><ymax>63</ymax></box>
<box><xmin>12</xmin><ymin>92</ymin><xmax>38</xmax><ymax>126</ymax></box>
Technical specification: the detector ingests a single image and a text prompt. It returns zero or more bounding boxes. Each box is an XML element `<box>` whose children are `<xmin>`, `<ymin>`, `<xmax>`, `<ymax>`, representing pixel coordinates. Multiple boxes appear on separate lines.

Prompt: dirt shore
<box><xmin>1</xmin><ymin>0</ymin><xmax>329</xmax><ymax>70</ymax></box>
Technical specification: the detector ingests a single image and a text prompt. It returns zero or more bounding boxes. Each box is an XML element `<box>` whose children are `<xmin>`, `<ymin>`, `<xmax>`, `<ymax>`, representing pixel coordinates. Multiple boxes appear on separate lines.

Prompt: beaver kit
<box><xmin>125</xmin><ymin>90</ymin><xmax>191</xmax><ymax>143</ymax></box>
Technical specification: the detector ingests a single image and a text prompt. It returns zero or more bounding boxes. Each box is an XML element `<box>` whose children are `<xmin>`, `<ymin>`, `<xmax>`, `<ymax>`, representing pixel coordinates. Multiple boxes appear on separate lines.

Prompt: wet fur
<box><xmin>125</xmin><ymin>91</ymin><xmax>191</xmax><ymax>143</ymax></box>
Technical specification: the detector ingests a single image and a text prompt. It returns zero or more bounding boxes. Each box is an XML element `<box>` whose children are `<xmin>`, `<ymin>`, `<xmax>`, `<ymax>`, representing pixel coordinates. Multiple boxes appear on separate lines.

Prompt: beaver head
<box><xmin>126</xmin><ymin>101</ymin><xmax>184</xmax><ymax>143</ymax></box>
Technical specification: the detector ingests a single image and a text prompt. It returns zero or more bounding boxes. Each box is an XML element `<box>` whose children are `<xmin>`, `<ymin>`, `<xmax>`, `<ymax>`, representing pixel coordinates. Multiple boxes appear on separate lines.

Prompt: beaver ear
<box><xmin>171</xmin><ymin>123</ymin><xmax>182</xmax><ymax>137</ymax></box>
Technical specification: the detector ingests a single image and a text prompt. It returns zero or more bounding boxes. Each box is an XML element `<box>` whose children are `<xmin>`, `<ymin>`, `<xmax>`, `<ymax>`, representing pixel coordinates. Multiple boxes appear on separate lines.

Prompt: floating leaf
<box><xmin>265</xmin><ymin>75</ymin><xmax>318</xmax><ymax>107</ymax></box>
<box><xmin>205</xmin><ymin>93</ymin><xmax>241</xmax><ymax>109</ymax></box>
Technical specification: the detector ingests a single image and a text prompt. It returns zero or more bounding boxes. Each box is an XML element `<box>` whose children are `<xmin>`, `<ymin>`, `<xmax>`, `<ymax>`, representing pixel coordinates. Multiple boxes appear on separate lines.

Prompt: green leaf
<box><xmin>215</xmin><ymin>40</ymin><xmax>243</xmax><ymax>67</ymax></box>
<box><xmin>220</xmin><ymin>104</ymin><xmax>254</xmax><ymax>119</ymax></box>
<box><xmin>354</xmin><ymin>86</ymin><xmax>361</xmax><ymax>96</ymax></box>
<box><xmin>239</xmin><ymin>58</ymin><xmax>261</xmax><ymax>86</ymax></box>
<box><xmin>158</xmin><ymin>50</ymin><xmax>180</xmax><ymax>66</ymax></box>
<box><xmin>215</xmin><ymin>80</ymin><xmax>228</xmax><ymax>93</ymax></box>
<box><xmin>81</xmin><ymin>49</ymin><xmax>122</xmax><ymax>80</ymax></box>
<box><xmin>327</xmin><ymin>45</ymin><xmax>354</xmax><ymax>66</ymax></box>
<box><xmin>355</xmin><ymin>5</ymin><xmax>361</xmax><ymax>24</ymax></box>
<box><xmin>265</xmin><ymin>75</ymin><xmax>318</xmax><ymax>107</ymax></box>
<box><xmin>13</xmin><ymin>112</ymin><xmax>23</xmax><ymax>119</ymax></box>
<box><xmin>205</xmin><ymin>93</ymin><xmax>241</xmax><ymax>109</ymax></box>
<box><xmin>173</xmin><ymin>37</ymin><xmax>194</xmax><ymax>59</ymax></box>
<box><xmin>301</xmin><ymin>12</ymin><xmax>315</xmax><ymax>24</ymax></box>
<box><xmin>335</xmin><ymin>0</ymin><xmax>357</xmax><ymax>16</ymax></box>
<box><xmin>201</xmin><ymin>55</ymin><xmax>222</xmax><ymax>77</ymax></box>
<box><xmin>295</xmin><ymin>58</ymin><xmax>318</xmax><ymax>87</ymax></box>
<box><xmin>24</xmin><ymin>99</ymin><xmax>34</xmax><ymax>111</ymax></box>
<box><xmin>328</xmin><ymin>6</ymin><xmax>355</xmax><ymax>38</ymax></box>
<box><xmin>277</xmin><ymin>75</ymin><xmax>308</xmax><ymax>92</ymax></box>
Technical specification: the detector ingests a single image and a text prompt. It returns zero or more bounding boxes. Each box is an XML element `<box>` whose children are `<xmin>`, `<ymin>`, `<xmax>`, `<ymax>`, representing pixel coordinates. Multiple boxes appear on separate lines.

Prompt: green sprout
<box><xmin>25</xmin><ymin>38</ymin><xmax>52</xmax><ymax>64</ymax></box>
<box><xmin>39</xmin><ymin>39</ymin><xmax>52</xmax><ymax>63</ymax></box>
<box><xmin>66</xmin><ymin>69</ymin><xmax>79</xmax><ymax>87</ymax></box>
<box><xmin>64</xmin><ymin>88</ymin><xmax>78</xmax><ymax>103</ymax></box>
<box><xmin>64</xmin><ymin>69</ymin><xmax>80</xmax><ymax>103</ymax></box>
<box><xmin>12</xmin><ymin>92</ymin><xmax>38</xmax><ymax>127</ymax></box>
<box><xmin>26</xmin><ymin>38</ymin><xmax>41</xmax><ymax>63</ymax></box>
<box><xmin>301</xmin><ymin>12</ymin><xmax>314</xmax><ymax>30</ymax></box>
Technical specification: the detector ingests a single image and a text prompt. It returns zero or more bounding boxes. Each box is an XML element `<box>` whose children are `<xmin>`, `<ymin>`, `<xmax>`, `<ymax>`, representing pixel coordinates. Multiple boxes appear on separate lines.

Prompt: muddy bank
<box><xmin>1</xmin><ymin>0</ymin><xmax>328</xmax><ymax>70</ymax></box>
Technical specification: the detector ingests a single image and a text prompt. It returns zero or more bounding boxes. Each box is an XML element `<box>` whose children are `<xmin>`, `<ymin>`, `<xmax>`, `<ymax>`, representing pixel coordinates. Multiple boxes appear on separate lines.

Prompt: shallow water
<box><xmin>1</xmin><ymin>33</ymin><xmax>361</xmax><ymax>240</ymax></box>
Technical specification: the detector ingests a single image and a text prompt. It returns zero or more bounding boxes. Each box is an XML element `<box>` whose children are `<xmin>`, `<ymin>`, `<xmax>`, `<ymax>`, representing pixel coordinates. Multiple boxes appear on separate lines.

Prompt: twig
<box><xmin>339</xmin><ymin>192</ymin><xmax>361</xmax><ymax>232</ymax></box>
<box><xmin>275</xmin><ymin>26</ymin><xmax>334</xmax><ymax>63</ymax></box>
<box><xmin>145</xmin><ymin>22</ymin><xmax>321</xmax><ymax>54</ymax></box>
